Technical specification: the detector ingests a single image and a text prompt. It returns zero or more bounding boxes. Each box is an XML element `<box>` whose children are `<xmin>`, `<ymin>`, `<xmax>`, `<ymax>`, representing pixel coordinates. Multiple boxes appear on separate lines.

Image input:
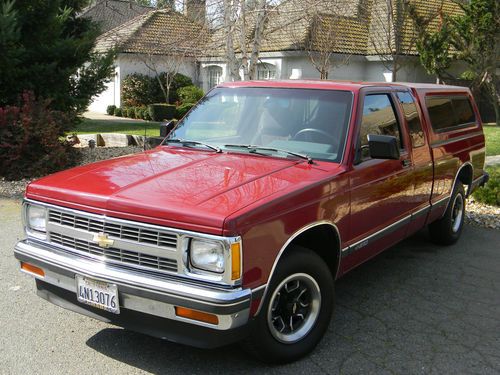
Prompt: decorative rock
<box><xmin>99</xmin><ymin>133</ymin><xmax>130</xmax><ymax>147</ymax></box>
<box><xmin>130</xmin><ymin>135</ymin><xmax>145</xmax><ymax>147</ymax></box>
<box><xmin>74</xmin><ymin>134</ymin><xmax>103</xmax><ymax>147</ymax></box>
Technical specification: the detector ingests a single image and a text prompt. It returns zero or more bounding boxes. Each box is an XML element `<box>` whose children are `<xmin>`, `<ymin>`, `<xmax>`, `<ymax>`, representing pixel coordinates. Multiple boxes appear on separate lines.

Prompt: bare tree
<box><xmin>139</xmin><ymin>51</ymin><xmax>191</xmax><ymax>102</ymax></box>
<box><xmin>304</xmin><ymin>9</ymin><xmax>353</xmax><ymax>79</ymax></box>
<box><xmin>212</xmin><ymin>0</ymin><xmax>316</xmax><ymax>81</ymax></box>
<box><xmin>368</xmin><ymin>0</ymin><xmax>441</xmax><ymax>82</ymax></box>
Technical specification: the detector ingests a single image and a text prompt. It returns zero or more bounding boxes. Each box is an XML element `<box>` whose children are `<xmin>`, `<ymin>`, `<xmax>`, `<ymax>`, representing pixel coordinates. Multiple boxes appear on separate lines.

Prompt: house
<box><xmin>88</xmin><ymin>0</ymin><xmax>466</xmax><ymax>113</ymax></box>
<box><xmin>81</xmin><ymin>0</ymin><xmax>153</xmax><ymax>33</ymax></box>
<box><xmin>200</xmin><ymin>0</ymin><xmax>465</xmax><ymax>88</ymax></box>
<box><xmin>88</xmin><ymin>8</ymin><xmax>208</xmax><ymax>112</ymax></box>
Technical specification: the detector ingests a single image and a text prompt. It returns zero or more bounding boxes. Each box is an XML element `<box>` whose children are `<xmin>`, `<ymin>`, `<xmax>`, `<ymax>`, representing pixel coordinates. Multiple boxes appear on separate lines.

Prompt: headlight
<box><xmin>190</xmin><ymin>239</ymin><xmax>225</xmax><ymax>273</ymax></box>
<box><xmin>27</xmin><ymin>205</ymin><xmax>47</xmax><ymax>233</ymax></box>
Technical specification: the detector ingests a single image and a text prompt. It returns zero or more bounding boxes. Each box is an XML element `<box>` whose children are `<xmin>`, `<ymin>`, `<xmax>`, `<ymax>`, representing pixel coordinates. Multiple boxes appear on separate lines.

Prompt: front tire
<box><xmin>245</xmin><ymin>246</ymin><xmax>334</xmax><ymax>364</ymax></box>
<box><xmin>429</xmin><ymin>182</ymin><xmax>466</xmax><ymax>245</ymax></box>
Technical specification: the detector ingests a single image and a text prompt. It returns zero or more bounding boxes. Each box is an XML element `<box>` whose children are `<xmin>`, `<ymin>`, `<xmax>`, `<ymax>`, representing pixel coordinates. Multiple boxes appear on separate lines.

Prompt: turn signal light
<box><xmin>175</xmin><ymin>306</ymin><xmax>219</xmax><ymax>325</ymax></box>
<box><xmin>231</xmin><ymin>242</ymin><xmax>241</xmax><ymax>280</ymax></box>
<box><xmin>21</xmin><ymin>262</ymin><xmax>45</xmax><ymax>277</ymax></box>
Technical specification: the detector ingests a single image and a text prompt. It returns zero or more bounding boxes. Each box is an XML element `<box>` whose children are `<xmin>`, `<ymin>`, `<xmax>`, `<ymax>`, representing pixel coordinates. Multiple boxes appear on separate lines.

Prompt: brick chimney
<box><xmin>184</xmin><ymin>0</ymin><xmax>206</xmax><ymax>24</ymax></box>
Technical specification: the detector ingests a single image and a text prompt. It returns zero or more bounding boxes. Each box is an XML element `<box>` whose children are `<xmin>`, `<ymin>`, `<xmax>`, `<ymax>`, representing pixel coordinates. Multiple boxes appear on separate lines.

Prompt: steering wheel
<box><xmin>293</xmin><ymin>128</ymin><xmax>337</xmax><ymax>144</ymax></box>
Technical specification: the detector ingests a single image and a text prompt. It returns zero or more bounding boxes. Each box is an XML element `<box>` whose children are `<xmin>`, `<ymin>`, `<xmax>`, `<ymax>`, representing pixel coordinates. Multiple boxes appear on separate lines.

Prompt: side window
<box><xmin>426</xmin><ymin>95</ymin><xmax>476</xmax><ymax>132</ymax></box>
<box><xmin>396</xmin><ymin>92</ymin><xmax>425</xmax><ymax>148</ymax></box>
<box><xmin>452</xmin><ymin>96</ymin><xmax>475</xmax><ymax>124</ymax></box>
<box><xmin>359</xmin><ymin>94</ymin><xmax>404</xmax><ymax>159</ymax></box>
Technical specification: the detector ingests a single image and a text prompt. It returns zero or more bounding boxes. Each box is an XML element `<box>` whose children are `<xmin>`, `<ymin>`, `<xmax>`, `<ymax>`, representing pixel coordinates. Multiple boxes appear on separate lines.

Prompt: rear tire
<box><xmin>244</xmin><ymin>245</ymin><xmax>334</xmax><ymax>364</ymax></box>
<box><xmin>429</xmin><ymin>182</ymin><xmax>466</xmax><ymax>245</ymax></box>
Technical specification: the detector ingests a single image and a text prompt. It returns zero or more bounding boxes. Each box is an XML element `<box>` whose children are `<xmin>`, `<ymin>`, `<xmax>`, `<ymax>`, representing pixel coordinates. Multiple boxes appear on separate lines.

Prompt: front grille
<box><xmin>48</xmin><ymin>210</ymin><xmax>178</xmax><ymax>249</ymax></box>
<box><xmin>50</xmin><ymin>232</ymin><xmax>178</xmax><ymax>273</ymax></box>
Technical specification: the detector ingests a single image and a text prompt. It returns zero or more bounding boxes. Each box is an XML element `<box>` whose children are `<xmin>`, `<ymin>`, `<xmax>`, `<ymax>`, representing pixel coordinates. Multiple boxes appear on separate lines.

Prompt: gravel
<box><xmin>1</xmin><ymin>147</ymin><xmax>499</xmax><ymax>230</ymax></box>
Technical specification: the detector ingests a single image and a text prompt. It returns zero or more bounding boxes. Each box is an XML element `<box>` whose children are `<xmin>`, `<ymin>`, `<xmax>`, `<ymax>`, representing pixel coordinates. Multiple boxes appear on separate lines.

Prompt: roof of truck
<box><xmin>218</xmin><ymin>80</ymin><xmax>469</xmax><ymax>92</ymax></box>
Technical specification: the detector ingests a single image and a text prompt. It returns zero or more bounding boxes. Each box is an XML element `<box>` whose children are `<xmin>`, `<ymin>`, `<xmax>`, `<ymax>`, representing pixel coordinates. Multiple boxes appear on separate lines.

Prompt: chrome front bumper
<box><xmin>14</xmin><ymin>239</ymin><xmax>253</xmax><ymax>333</ymax></box>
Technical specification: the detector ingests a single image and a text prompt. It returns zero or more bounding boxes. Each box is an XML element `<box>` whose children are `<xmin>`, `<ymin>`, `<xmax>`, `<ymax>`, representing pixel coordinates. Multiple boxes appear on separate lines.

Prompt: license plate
<box><xmin>76</xmin><ymin>275</ymin><xmax>120</xmax><ymax>314</ymax></box>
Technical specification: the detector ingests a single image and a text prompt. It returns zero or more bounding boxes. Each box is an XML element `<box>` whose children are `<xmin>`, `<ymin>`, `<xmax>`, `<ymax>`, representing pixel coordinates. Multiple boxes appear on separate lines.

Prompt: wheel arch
<box><xmin>254</xmin><ymin>221</ymin><xmax>341</xmax><ymax>316</ymax></box>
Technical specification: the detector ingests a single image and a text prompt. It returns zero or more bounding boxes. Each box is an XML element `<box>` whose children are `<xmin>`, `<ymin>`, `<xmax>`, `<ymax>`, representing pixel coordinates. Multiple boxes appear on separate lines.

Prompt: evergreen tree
<box><xmin>0</xmin><ymin>0</ymin><xmax>115</xmax><ymax>116</ymax></box>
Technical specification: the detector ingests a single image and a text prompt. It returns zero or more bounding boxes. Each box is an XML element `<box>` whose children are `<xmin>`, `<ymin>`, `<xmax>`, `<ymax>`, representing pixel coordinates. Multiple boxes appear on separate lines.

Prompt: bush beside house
<box><xmin>148</xmin><ymin>104</ymin><xmax>176</xmax><ymax>121</ymax></box>
<box><xmin>110</xmin><ymin>74</ymin><xmax>204</xmax><ymax>121</ymax></box>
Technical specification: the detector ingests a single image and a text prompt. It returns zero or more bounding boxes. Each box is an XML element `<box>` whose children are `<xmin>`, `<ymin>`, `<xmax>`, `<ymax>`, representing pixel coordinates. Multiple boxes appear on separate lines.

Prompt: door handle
<box><xmin>401</xmin><ymin>159</ymin><xmax>411</xmax><ymax>167</ymax></box>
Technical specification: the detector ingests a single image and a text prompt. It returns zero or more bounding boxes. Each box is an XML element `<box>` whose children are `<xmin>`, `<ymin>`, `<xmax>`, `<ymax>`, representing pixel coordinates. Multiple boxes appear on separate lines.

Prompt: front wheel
<box><xmin>429</xmin><ymin>182</ymin><xmax>466</xmax><ymax>245</ymax></box>
<box><xmin>245</xmin><ymin>246</ymin><xmax>334</xmax><ymax>363</ymax></box>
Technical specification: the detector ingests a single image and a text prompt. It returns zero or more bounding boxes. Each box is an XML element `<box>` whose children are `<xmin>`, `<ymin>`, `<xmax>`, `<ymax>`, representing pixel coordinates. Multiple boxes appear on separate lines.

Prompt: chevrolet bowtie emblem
<box><xmin>92</xmin><ymin>232</ymin><xmax>114</xmax><ymax>248</ymax></box>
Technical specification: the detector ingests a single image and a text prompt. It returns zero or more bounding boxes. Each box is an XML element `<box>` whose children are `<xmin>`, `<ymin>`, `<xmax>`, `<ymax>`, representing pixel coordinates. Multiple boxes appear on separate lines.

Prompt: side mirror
<box><xmin>367</xmin><ymin>134</ymin><xmax>400</xmax><ymax>160</ymax></box>
<box><xmin>160</xmin><ymin>120</ymin><xmax>177</xmax><ymax>138</ymax></box>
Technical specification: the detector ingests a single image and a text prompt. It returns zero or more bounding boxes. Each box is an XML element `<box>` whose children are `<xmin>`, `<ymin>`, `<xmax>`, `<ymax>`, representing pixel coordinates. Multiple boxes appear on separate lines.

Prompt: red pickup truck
<box><xmin>15</xmin><ymin>81</ymin><xmax>488</xmax><ymax>363</ymax></box>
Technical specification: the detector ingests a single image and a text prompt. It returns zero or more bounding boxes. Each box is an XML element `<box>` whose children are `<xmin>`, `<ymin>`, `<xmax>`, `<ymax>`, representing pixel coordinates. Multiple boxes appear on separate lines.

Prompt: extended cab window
<box><xmin>396</xmin><ymin>92</ymin><xmax>425</xmax><ymax>148</ymax></box>
<box><xmin>426</xmin><ymin>95</ymin><xmax>476</xmax><ymax>132</ymax></box>
<box><xmin>359</xmin><ymin>94</ymin><xmax>404</xmax><ymax>159</ymax></box>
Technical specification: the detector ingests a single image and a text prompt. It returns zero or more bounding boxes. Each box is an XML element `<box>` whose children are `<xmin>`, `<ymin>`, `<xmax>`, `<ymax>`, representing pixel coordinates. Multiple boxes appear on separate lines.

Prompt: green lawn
<box><xmin>484</xmin><ymin>124</ymin><xmax>500</xmax><ymax>156</ymax></box>
<box><xmin>70</xmin><ymin>118</ymin><xmax>161</xmax><ymax>137</ymax></box>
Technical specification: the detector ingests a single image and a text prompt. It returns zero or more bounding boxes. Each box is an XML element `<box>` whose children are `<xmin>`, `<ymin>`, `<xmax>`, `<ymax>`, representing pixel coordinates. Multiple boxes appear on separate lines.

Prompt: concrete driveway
<box><xmin>1</xmin><ymin>198</ymin><xmax>499</xmax><ymax>374</ymax></box>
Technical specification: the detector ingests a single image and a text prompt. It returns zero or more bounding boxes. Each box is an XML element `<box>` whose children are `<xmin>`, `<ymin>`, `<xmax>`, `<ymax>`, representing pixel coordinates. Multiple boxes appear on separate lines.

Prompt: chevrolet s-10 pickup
<box><xmin>15</xmin><ymin>80</ymin><xmax>488</xmax><ymax>363</ymax></box>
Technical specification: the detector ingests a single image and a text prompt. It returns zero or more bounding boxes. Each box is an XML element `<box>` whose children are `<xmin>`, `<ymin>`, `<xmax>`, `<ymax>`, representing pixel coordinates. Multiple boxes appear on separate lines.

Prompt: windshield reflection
<box><xmin>167</xmin><ymin>87</ymin><xmax>353</xmax><ymax>163</ymax></box>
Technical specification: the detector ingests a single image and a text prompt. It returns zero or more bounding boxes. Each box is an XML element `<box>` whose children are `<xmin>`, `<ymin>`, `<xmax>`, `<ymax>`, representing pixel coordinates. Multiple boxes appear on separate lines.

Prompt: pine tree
<box><xmin>0</xmin><ymin>0</ymin><xmax>115</xmax><ymax>116</ymax></box>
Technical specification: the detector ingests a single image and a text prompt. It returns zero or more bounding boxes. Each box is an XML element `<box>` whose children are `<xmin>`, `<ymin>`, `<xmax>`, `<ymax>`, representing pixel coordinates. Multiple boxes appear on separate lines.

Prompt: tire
<box><xmin>245</xmin><ymin>245</ymin><xmax>334</xmax><ymax>364</ymax></box>
<box><xmin>429</xmin><ymin>182</ymin><xmax>466</xmax><ymax>245</ymax></box>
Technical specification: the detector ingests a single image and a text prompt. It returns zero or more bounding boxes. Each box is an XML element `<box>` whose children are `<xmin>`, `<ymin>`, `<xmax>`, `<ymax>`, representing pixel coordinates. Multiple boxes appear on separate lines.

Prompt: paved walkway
<box><xmin>83</xmin><ymin>111</ymin><xmax>147</xmax><ymax>123</ymax></box>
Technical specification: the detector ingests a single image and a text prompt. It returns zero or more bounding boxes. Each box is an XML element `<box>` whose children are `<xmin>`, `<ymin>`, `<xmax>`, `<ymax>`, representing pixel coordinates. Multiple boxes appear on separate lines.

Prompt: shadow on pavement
<box><xmin>86</xmin><ymin>227</ymin><xmax>500</xmax><ymax>374</ymax></box>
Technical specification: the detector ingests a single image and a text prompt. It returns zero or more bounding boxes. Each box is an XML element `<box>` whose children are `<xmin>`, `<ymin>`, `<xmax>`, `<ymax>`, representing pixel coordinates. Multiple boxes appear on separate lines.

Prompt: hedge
<box><xmin>126</xmin><ymin>107</ymin><xmax>135</xmax><ymax>118</ymax></box>
<box><xmin>148</xmin><ymin>104</ymin><xmax>176</xmax><ymax>121</ymax></box>
<box><xmin>114</xmin><ymin>107</ymin><xmax>123</xmax><ymax>117</ymax></box>
<box><xmin>176</xmin><ymin>103</ymin><xmax>195</xmax><ymax>119</ymax></box>
<box><xmin>177</xmin><ymin>86</ymin><xmax>203</xmax><ymax>104</ymax></box>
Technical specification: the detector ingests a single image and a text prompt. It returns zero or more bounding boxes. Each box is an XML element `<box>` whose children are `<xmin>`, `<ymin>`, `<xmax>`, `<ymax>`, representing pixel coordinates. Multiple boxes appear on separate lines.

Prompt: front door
<box><xmin>342</xmin><ymin>89</ymin><xmax>416</xmax><ymax>273</ymax></box>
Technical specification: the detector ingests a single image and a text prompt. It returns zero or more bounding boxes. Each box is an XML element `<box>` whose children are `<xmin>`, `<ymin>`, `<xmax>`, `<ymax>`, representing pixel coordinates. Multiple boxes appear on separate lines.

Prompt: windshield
<box><xmin>166</xmin><ymin>87</ymin><xmax>353</xmax><ymax>163</ymax></box>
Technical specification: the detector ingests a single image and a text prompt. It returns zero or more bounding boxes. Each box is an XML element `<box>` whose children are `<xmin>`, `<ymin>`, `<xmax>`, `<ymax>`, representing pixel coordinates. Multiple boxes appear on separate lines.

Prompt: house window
<box><xmin>207</xmin><ymin>66</ymin><xmax>222</xmax><ymax>89</ymax></box>
<box><xmin>257</xmin><ymin>63</ymin><xmax>276</xmax><ymax>80</ymax></box>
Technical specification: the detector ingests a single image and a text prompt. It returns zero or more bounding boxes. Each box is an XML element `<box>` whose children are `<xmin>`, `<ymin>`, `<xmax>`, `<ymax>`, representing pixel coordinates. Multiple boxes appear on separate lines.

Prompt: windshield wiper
<box><xmin>224</xmin><ymin>144</ymin><xmax>313</xmax><ymax>164</ymax></box>
<box><xmin>165</xmin><ymin>138</ymin><xmax>221</xmax><ymax>153</ymax></box>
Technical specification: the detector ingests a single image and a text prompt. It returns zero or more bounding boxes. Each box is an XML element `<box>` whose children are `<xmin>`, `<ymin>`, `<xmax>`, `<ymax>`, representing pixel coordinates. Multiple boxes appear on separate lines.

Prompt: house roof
<box><xmin>94</xmin><ymin>9</ymin><xmax>209</xmax><ymax>56</ymax></box>
<box><xmin>206</xmin><ymin>0</ymin><xmax>463</xmax><ymax>57</ymax></box>
<box><xmin>95</xmin><ymin>0</ymin><xmax>464</xmax><ymax>58</ymax></box>
<box><xmin>81</xmin><ymin>0</ymin><xmax>153</xmax><ymax>33</ymax></box>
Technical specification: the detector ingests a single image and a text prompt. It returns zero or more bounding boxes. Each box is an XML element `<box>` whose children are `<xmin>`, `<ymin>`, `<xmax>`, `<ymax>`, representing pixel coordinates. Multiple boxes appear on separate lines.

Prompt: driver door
<box><xmin>343</xmin><ymin>89</ymin><xmax>415</xmax><ymax>272</ymax></box>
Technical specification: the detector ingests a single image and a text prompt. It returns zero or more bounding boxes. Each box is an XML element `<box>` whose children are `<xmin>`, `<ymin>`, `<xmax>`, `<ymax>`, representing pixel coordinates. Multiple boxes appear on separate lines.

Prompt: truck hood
<box><xmin>27</xmin><ymin>147</ymin><xmax>337</xmax><ymax>233</ymax></box>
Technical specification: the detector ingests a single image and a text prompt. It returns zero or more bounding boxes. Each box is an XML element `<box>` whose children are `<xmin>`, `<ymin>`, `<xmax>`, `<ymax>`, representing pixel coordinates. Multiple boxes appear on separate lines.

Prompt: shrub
<box><xmin>176</xmin><ymin>103</ymin><xmax>195</xmax><ymax>119</ymax></box>
<box><xmin>122</xmin><ymin>73</ymin><xmax>162</xmax><ymax>107</ymax></box>
<box><xmin>114</xmin><ymin>107</ymin><xmax>123</xmax><ymax>117</ymax></box>
<box><xmin>122</xmin><ymin>72</ymin><xmax>194</xmax><ymax>107</ymax></box>
<box><xmin>0</xmin><ymin>92</ymin><xmax>78</xmax><ymax>180</ymax></box>
<box><xmin>177</xmin><ymin>86</ymin><xmax>204</xmax><ymax>104</ymax></box>
<box><xmin>135</xmin><ymin>106</ymin><xmax>146</xmax><ymax>120</ymax></box>
<box><xmin>126</xmin><ymin>107</ymin><xmax>136</xmax><ymax>118</ymax></box>
<box><xmin>142</xmin><ymin>109</ymin><xmax>152</xmax><ymax>121</ymax></box>
<box><xmin>162</xmin><ymin>73</ymin><xmax>193</xmax><ymax>103</ymax></box>
<box><xmin>472</xmin><ymin>165</ymin><xmax>500</xmax><ymax>206</ymax></box>
<box><xmin>106</xmin><ymin>105</ymin><xmax>116</xmax><ymax>115</ymax></box>
<box><xmin>148</xmin><ymin>104</ymin><xmax>176</xmax><ymax>121</ymax></box>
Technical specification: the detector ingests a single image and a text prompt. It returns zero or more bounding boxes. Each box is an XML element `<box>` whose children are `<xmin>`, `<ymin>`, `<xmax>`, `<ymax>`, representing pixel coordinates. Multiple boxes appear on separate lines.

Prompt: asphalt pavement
<box><xmin>1</xmin><ymin>198</ymin><xmax>499</xmax><ymax>374</ymax></box>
